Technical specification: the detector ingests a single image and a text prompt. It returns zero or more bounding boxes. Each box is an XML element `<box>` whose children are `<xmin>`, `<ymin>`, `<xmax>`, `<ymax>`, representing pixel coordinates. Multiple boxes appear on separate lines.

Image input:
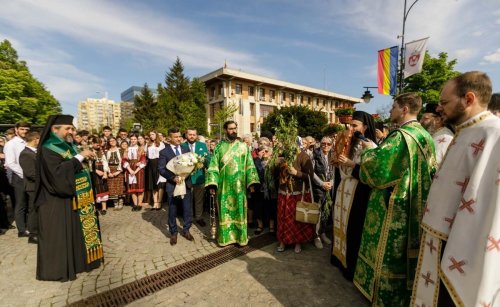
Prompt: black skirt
<box><xmin>145</xmin><ymin>158</ymin><xmax>164</xmax><ymax>190</ymax></box>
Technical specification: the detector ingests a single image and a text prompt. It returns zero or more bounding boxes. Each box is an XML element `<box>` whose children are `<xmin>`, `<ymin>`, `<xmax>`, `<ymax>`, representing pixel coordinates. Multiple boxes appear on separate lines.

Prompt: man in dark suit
<box><xmin>19</xmin><ymin>131</ymin><xmax>40</xmax><ymax>244</ymax></box>
<box><xmin>181</xmin><ymin>128</ymin><xmax>210</xmax><ymax>227</ymax></box>
<box><xmin>158</xmin><ymin>127</ymin><xmax>193</xmax><ymax>246</ymax></box>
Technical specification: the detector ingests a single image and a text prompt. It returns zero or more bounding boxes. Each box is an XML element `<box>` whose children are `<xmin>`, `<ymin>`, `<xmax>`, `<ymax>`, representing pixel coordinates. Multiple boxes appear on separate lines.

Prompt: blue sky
<box><xmin>1</xmin><ymin>0</ymin><xmax>499</xmax><ymax>118</ymax></box>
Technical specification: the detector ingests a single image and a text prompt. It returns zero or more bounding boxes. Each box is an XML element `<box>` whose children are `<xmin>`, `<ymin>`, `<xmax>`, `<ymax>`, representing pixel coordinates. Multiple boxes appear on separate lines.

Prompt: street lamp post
<box><xmin>398</xmin><ymin>0</ymin><xmax>420</xmax><ymax>94</ymax></box>
<box><xmin>361</xmin><ymin>86</ymin><xmax>378</xmax><ymax>103</ymax></box>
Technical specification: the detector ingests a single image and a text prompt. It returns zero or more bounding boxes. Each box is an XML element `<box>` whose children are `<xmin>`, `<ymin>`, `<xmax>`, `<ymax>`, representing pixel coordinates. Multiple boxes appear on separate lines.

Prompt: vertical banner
<box><xmin>404</xmin><ymin>37</ymin><xmax>429</xmax><ymax>78</ymax></box>
<box><xmin>377</xmin><ymin>46</ymin><xmax>399</xmax><ymax>95</ymax></box>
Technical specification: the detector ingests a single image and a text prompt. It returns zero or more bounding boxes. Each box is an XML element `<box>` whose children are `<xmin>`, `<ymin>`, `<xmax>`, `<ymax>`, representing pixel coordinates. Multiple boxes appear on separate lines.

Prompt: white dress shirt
<box><xmin>4</xmin><ymin>136</ymin><xmax>26</xmax><ymax>179</ymax></box>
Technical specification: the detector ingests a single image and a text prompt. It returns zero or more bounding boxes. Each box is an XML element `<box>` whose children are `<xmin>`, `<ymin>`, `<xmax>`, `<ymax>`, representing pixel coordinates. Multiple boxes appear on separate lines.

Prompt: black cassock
<box><xmin>36</xmin><ymin>147</ymin><xmax>101</xmax><ymax>282</ymax></box>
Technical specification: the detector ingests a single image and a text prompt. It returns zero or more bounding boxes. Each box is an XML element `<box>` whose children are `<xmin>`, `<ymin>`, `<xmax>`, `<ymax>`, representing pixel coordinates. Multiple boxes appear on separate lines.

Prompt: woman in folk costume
<box><xmin>144</xmin><ymin>131</ymin><xmax>166</xmax><ymax>210</ymax></box>
<box><xmin>123</xmin><ymin>134</ymin><xmax>147</xmax><ymax>211</ymax></box>
<box><xmin>330</xmin><ymin>111</ymin><xmax>377</xmax><ymax>280</ymax></box>
<box><xmin>276</xmin><ymin>148</ymin><xmax>316</xmax><ymax>254</ymax></box>
<box><xmin>106</xmin><ymin>137</ymin><xmax>126</xmax><ymax>210</ymax></box>
<box><xmin>89</xmin><ymin>136</ymin><xmax>110</xmax><ymax>215</ymax></box>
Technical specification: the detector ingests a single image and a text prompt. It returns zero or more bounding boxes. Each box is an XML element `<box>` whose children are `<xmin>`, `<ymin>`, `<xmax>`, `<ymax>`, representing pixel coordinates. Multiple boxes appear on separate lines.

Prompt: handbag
<box><xmin>295</xmin><ymin>175</ymin><xmax>320</xmax><ymax>224</ymax></box>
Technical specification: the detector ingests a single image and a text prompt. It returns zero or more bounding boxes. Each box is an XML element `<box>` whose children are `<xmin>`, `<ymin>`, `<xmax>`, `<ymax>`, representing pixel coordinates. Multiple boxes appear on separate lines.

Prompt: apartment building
<box><xmin>77</xmin><ymin>98</ymin><xmax>122</xmax><ymax>134</ymax></box>
<box><xmin>198</xmin><ymin>67</ymin><xmax>363</xmax><ymax>136</ymax></box>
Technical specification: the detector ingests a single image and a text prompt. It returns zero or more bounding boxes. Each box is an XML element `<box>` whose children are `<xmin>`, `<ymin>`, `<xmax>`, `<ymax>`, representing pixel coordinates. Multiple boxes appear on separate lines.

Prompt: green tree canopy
<box><xmin>133</xmin><ymin>83</ymin><xmax>158</xmax><ymax>132</ymax></box>
<box><xmin>403</xmin><ymin>52</ymin><xmax>461</xmax><ymax>104</ymax></box>
<box><xmin>261</xmin><ymin>105</ymin><xmax>328</xmax><ymax>140</ymax></box>
<box><xmin>135</xmin><ymin>57</ymin><xmax>207</xmax><ymax>135</ymax></box>
<box><xmin>0</xmin><ymin>39</ymin><xmax>61</xmax><ymax>124</ymax></box>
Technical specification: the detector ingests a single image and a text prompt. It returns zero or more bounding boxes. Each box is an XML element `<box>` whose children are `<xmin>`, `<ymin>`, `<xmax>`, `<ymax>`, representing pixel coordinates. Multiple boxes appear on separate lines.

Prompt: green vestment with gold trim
<box><xmin>353</xmin><ymin>122</ymin><xmax>436</xmax><ymax>306</ymax></box>
<box><xmin>205</xmin><ymin>140</ymin><xmax>259</xmax><ymax>246</ymax></box>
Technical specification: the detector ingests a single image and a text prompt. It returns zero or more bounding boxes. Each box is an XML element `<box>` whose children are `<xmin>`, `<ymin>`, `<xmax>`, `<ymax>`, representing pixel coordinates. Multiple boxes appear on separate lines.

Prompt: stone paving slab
<box><xmin>0</xmin><ymin>206</ymin><xmax>220</xmax><ymax>307</ymax></box>
<box><xmin>132</xmin><ymin>241</ymin><xmax>369</xmax><ymax>307</ymax></box>
<box><xmin>1</xmin><ymin>203</ymin><xmax>369</xmax><ymax>306</ymax></box>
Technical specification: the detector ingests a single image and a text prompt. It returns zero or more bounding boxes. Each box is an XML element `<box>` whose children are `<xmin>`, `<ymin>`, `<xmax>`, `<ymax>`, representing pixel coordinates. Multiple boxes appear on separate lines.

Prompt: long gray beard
<box><xmin>65</xmin><ymin>135</ymin><xmax>74</xmax><ymax>143</ymax></box>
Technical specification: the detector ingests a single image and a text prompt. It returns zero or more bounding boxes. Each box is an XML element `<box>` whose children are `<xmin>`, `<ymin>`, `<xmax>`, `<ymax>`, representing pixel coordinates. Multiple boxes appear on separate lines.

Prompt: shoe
<box><xmin>320</xmin><ymin>233</ymin><xmax>332</xmax><ymax>245</ymax></box>
<box><xmin>131</xmin><ymin>206</ymin><xmax>140</xmax><ymax>211</ymax></box>
<box><xmin>254</xmin><ymin>227</ymin><xmax>263</xmax><ymax>235</ymax></box>
<box><xmin>100</xmin><ymin>209</ymin><xmax>107</xmax><ymax>215</ymax></box>
<box><xmin>276</xmin><ymin>245</ymin><xmax>285</xmax><ymax>252</ymax></box>
<box><xmin>170</xmin><ymin>234</ymin><xmax>178</xmax><ymax>246</ymax></box>
<box><xmin>195</xmin><ymin>219</ymin><xmax>206</xmax><ymax>227</ymax></box>
<box><xmin>294</xmin><ymin>244</ymin><xmax>302</xmax><ymax>254</ymax></box>
<box><xmin>269</xmin><ymin>227</ymin><xmax>275</xmax><ymax>234</ymax></box>
<box><xmin>28</xmin><ymin>236</ymin><xmax>38</xmax><ymax>244</ymax></box>
<box><xmin>314</xmin><ymin>236</ymin><xmax>324</xmax><ymax>249</ymax></box>
<box><xmin>18</xmin><ymin>231</ymin><xmax>30</xmax><ymax>238</ymax></box>
<box><xmin>183</xmin><ymin>231</ymin><xmax>194</xmax><ymax>241</ymax></box>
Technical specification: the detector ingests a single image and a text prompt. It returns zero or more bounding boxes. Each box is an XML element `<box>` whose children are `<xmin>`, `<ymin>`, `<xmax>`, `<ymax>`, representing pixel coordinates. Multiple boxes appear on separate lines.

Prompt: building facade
<box><xmin>198</xmin><ymin>67</ymin><xmax>363</xmax><ymax>136</ymax></box>
<box><xmin>121</xmin><ymin>86</ymin><xmax>157</xmax><ymax>102</ymax></box>
<box><xmin>77</xmin><ymin>98</ymin><xmax>125</xmax><ymax>134</ymax></box>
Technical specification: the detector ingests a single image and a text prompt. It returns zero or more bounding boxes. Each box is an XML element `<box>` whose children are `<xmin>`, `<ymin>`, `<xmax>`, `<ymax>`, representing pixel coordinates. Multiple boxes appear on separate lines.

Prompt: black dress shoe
<box><xmin>18</xmin><ymin>231</ymin><xmax>30</xmax><ymax>238</ymax></box>
<box><xmin>28</xmin><ymin>236</ymin><xmax>38</xmax><ymax>244</ymax></box>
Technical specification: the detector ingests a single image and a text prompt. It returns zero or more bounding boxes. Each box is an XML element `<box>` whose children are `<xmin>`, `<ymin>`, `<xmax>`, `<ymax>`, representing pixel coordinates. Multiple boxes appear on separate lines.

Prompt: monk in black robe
<box><xmin>36</xmin><ymin>115</ymin><xmax>103</xmax><ymax>282</ymax></box>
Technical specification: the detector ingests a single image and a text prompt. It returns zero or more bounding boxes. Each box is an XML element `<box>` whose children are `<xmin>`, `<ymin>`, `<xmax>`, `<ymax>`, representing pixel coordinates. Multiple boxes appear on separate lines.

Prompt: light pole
<box><xmin>398</xmin><ymin>0</ymin><xmax>420</xmax><ymax>94</ymax></box>
<box><xmin>361</xmin><ymin>86</ymin><xmax>378</xmax><ymax>103</ymax></box>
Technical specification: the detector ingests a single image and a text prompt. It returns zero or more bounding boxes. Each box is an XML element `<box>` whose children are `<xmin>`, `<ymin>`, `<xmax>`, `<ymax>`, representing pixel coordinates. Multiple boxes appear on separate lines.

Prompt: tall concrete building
<box><xmin>77</xmin><ymin>98</ymin><xmax>122</xmax><ymax>134</ymax></box>
<box><xmin>121</xmin><ymin>86</ymin><xmax>157</xmax><ymax>102</ymax></box>
<box><xmin>198</xmin><ymin>67</ymin><xmax>363</xmax><ymax>136</ymax></box>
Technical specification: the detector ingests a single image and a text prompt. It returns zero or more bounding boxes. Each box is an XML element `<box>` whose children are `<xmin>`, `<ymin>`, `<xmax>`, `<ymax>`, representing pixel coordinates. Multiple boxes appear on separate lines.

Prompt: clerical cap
<box><xmin>52</xmin><ymin>114</ymin><xmax>74</xmax><ymax>125</ymax></box>
<box><xmin>423</xmin><ymin>103</ymin><xmax>439</xmax><ymax>115</ymax></box>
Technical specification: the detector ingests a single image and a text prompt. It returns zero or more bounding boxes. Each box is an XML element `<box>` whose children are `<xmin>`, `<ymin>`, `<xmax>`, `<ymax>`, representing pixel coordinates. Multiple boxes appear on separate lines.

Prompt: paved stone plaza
<box><xmin>0</xmin><ymin>203</ymin><xmax>369</xmax><ymax>306</ymax></box>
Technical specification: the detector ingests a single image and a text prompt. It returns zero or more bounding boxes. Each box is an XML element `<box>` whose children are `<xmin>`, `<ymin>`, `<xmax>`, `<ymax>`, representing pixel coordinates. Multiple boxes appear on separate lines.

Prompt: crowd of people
<box><xmin>0</xmin><ymin>71</ymin><xmax>499</xmax><ymax>306</ymax></box>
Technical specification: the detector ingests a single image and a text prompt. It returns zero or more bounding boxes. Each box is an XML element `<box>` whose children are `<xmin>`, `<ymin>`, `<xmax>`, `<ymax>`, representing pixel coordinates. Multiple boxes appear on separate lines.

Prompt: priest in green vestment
<box><xmin>206</xmin><ymin>121</ymin><xmax>259</xmax><ymax>246</ymax></box>
<box><xmin>353</xmin><ymin>93</ymin><xmax>436</xmax><ymax>306</ymax></box>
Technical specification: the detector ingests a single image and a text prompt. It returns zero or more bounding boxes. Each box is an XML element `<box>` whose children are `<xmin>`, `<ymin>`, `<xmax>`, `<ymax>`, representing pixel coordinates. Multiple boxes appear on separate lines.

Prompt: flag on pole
<box><xmin>377</xmin><ymin>46</ymin><xmax>399</xmax><ymax>96</ymax></box>
<box><xmin>404</xmin><ymin>37</ymin><xmax>429</xmax><ymax>78</ymax></box>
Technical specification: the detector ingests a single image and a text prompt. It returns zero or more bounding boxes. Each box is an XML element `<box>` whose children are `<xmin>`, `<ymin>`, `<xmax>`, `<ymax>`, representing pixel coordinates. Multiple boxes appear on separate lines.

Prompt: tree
<box><xmin>156</xmin><ymin>57</ymin><xmax>207</xmax><ymax>134</ymax></box>
<box><xmin>261</xmin><ymin>105</ymin><xmax>328</xmax><ymax>140</ymax></box>
<box><xmin>133</xmin><ymin>83</ymin><xmax>158</xmax><ymax>132</ymax></box>
<box><xmin>209</xmin><ymin>102</ymin><xmax>239</xmax><ymax>139</ymax></box>
<box><xmin>403</xmin><ymin>52</ymin><xmax>461</xmax><ymax>104</ymax></box>
<box><xmin>0</xmin><ymin>39</ymin><xmax>61</xmax><ymax>124</ymax></box>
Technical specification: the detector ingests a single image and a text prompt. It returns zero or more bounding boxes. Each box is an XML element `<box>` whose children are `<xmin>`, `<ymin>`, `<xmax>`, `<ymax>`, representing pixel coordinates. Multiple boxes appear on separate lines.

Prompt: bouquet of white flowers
<box><xmin>166</xmin><ymin>152</ymin><xmax>206</xmax><ymax>198</ymax></box>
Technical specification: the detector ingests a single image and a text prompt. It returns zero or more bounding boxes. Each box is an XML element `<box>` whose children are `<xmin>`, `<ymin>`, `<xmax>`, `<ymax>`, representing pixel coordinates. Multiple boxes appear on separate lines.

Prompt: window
<box><xmin>239</xmin><ymin>99</ymin><xmax>243</xmax><ymax>115</ymax></box>
<box><xmin>282</xmin><ymin>92</ymin><xmax>286</xmax><ymax>102</ymax></box>
<box><xmin>260</xmin><ymin>105</ymin><xmax>275</xmax><ymax>118</ymax></box>
<box><xmin>218</xmin><ymin>85</ymin><xmax>223</xmax><ymax>95</ymax></box>
<box><xmin>290</xmin><ymin>94</ymin><xmax>295</xmax><ymax>103</ymax></box>
<box><xmin>259</xmin><ymin>88</ymin><xmax>265</xmax><ymax>101</ymax></box>
<box><xmin>299</xmin><ymin>95</ymin><xmax>303</xmax><ymax>104</ymax></box>
<box><xmin>235</xmin><ymin>84</ymin><xmax>242</xmax><ymax>95</ymax></box>
<box><xmin>250</xmin><ymin>123</ymin><xmax>255</xmax><ymax>132</ymax></box>
<box><xmin>307</xmin><ymin>97</ymin><xmax>311</xmax><ymax>105</ymax></box>
<box><xmin>250</xmin><ymin>103</ymin><xmax>256</xmax><ymax>116</ymax></box>
<box><xmin>210</xmin><ymin>87</ymin><xmax>216</xmax><ymax>98</ymax></box>
<box><xmin>270</xmin><ymin>90</ymin><xmax>276</xmax><ymax>100</ymax></box>
<box><xmin>248</xmin><ymin>86</ymin><xmax>254</xmax><ymax>96</ymax></box>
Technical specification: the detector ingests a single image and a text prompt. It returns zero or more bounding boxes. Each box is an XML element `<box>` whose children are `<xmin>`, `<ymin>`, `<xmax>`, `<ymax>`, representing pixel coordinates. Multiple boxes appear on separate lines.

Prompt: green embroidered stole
<box><xmin>43</xmin><ymin>132</ymin><xmax>103</xmax><ymax>263</ymax></box>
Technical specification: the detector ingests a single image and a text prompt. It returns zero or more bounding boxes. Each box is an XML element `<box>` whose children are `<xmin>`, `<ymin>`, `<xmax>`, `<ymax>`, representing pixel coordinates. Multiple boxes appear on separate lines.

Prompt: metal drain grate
<box><xmin>70</xmin><ymin>233</ymin><xmax>276</xmax><ymax>307</ymax></box>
